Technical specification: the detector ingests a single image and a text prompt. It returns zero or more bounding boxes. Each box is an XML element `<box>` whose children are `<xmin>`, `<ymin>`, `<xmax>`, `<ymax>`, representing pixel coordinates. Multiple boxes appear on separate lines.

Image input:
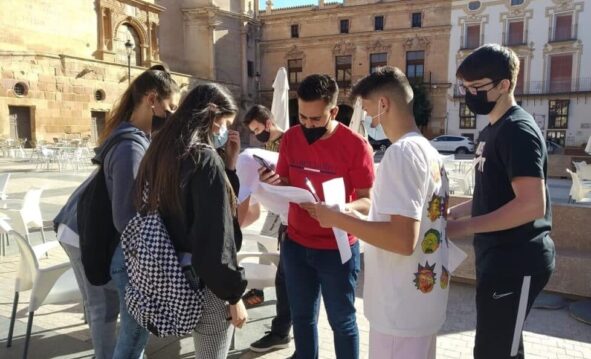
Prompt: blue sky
<box><xmin>260</xmin><ymin>0</ymin><xmax>342</xmax><ymax>9</ymax></box>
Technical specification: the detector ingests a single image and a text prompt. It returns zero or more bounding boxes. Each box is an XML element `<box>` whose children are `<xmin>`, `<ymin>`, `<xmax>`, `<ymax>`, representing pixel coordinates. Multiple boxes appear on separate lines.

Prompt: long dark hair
<box><xmin>99</xmin><ymin>66</ymin><xmax>179</xmax><ymax>144</ymax></box>
<box><xmin>135</xmin><ymin>83</ymin><xmax>239</xmax><ymax>216</ymax></box>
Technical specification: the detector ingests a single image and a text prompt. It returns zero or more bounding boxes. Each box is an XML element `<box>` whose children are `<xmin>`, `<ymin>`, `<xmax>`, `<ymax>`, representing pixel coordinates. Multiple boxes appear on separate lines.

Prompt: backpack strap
<box><xmin>92</xmin><ymin>132</ymin><xmax>147</xmax><ymax>166</ymax></box>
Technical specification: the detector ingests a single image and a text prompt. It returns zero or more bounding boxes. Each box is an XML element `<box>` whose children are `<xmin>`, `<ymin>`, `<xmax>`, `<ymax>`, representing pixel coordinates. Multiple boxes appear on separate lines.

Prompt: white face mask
<box><xmin>213</xmin><ymin>123</ymin><xmax>228</xmax><ymax>149</ymax></box>
<box><xmin>373</xmin><ymin>100</ymin><xmax>385</xmax><ymax>124</ymax></box>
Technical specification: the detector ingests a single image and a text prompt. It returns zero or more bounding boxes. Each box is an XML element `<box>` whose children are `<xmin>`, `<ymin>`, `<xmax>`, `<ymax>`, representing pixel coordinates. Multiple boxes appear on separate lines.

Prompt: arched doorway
<box><xmin>114</xmin><ymin>23</ymin><xmax>142</xmax><ymax>66</ymax></box>
<box><xmin>336</xmin><ymin>104</ymin><xmax>354</xmax><ymax>127</ymax></box>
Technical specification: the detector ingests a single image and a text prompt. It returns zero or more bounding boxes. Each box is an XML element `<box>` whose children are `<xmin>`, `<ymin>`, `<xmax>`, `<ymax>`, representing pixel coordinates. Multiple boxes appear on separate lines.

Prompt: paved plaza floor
<box><xmin>0</xmin><ymin>157</ymin><xmax>590</xmax><ymax>359</ymax></box>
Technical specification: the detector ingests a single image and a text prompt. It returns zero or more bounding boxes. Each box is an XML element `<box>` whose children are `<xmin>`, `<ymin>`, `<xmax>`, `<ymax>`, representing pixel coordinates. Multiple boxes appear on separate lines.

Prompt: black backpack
<box><xmin>77</xmin><ymin>132</ymin><xmax>145</xmax><ymax>286</ymax></box>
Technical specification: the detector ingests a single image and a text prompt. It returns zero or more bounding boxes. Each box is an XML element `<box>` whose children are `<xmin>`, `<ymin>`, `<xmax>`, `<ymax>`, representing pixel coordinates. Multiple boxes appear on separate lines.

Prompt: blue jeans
<box><xmin>110</xmin><ymin>244</ymin><xmax>150</xmax><ymax>359</ymax></box>
<box><xmin>281</xmin><ymin>238</ymin><xmax>360</xmax><ymax>359</ymax></box>
<box><xmin>61</xmin><ymin>242</ymin><xmax>119</xmax><ymax>359</ymax></box>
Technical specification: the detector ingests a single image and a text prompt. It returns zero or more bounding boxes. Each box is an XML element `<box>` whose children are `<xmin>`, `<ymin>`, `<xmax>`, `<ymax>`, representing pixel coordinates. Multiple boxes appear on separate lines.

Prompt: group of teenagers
<box><xmin>54</xmin><ymin>43</ymin><xmax>555</xmax><ymax>359</ymax></box>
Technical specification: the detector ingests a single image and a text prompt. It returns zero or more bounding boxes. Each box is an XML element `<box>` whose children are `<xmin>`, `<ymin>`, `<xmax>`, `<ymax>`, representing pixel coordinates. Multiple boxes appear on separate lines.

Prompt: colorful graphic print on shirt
<box><xmin>440</xmin><ymin>266</ymin><xmax>450</xmax><ymax>289</ymax></box>
<box><xmin>413</xmin><ymin>261</ymin><xmax>437</xmax><ymax>294</ymax></box>
<box><xmin>421</xmin><ymin>229</ymin><xmax>442</xmax><ymax>254</ymax></box>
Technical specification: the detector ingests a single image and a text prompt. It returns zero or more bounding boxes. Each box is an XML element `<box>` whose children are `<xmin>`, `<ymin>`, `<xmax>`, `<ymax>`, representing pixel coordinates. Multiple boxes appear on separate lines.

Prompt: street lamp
<box><xmin>124</xmin><ymin>39</ymin><xmax>133</xmax><ymax>85</ymax></box>
<box><xmin>255</xmin><ymin>72</ymin><xmax>261</xmax><ymax>101</ymax></box>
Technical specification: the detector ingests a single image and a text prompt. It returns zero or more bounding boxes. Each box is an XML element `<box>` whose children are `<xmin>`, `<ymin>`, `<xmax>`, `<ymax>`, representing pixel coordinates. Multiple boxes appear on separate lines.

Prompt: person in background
<box><xmin>239</xmin><ymin>104</ymin><xmax>293</xmax><ymax>353</ymax></box>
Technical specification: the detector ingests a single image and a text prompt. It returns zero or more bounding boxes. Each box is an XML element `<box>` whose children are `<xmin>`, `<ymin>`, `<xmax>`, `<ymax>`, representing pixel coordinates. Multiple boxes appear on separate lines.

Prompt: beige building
<box><xmin>0</xmin><ymin>0</ymin><xmax>188</xmax><ymax>146</ymax></box>
<box><xmin>258</xmin><ymin>0</ymin><xmax>453</xmax><ymax>137</ymax></box>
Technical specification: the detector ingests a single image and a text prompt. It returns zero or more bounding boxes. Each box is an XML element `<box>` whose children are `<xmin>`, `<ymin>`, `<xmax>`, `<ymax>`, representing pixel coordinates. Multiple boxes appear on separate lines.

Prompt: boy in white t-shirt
<box><xmin>311</xmin><ymin>66</ymin><xmax>451</xmax><ymax>359</ymax></box>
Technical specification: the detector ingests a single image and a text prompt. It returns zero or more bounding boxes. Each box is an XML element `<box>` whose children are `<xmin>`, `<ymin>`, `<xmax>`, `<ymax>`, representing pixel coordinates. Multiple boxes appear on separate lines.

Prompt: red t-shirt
<box><xmin>276</xmin><ymin>123</ymin><xmax>375</xmax><ymax>249</ymax></box>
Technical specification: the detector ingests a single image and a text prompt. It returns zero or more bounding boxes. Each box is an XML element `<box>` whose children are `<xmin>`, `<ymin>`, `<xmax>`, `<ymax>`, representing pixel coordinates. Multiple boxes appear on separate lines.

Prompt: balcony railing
<box><xmin>502</xmin><ymin>30</ymin><xmax>529</xmax><ymax>47</ymax></box>
<box><xmin>453</xmin><ymin>77</ymin><xmax>591</xmax><ymax>97</ymax></box>
<box><xmin>548</xmin><ymin>24</ymin><xmax>578</xmax><ymax>43</ymax></box>
<box><xmin>459</xmin><ymin>32</ymin><xmax>484</xmax><ymax>51</ymax></box>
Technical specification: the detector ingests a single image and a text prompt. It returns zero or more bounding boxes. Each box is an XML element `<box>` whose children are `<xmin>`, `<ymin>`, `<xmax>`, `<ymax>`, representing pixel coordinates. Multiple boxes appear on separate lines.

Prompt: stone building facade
<box><xmin>0</xmin><ymin>0</ymin><xmax>192</xmax><ymax>146</ymax></box>
<box><xmin>446</xmin><ymin>0</ymin><xmax>590</xmax><ymax>148</ymax></box>
<box><xmin>258</xmin><ymin>0</ymin><xmax>453</xmax><ymax>137</ymax></box>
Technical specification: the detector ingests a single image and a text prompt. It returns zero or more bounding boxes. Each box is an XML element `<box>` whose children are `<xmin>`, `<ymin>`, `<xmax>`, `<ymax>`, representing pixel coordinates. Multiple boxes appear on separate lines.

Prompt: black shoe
<box><xmin>249</xmin><ymin>331</ymin><xmax>290</xmax><ymax>352</ymax></box>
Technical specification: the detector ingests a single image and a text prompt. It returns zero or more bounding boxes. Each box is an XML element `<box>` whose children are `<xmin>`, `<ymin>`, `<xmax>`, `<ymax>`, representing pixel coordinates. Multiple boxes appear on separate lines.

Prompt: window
<box><xmin>115</xmin><ymin>24</ymin><xmax>141</xmax><ymax>65</ymax></box>
<box><xmin>465</xmin><ymin>24</ymin><xmax>481</xmax><ymax>49</ymax></box>
<box><xmin>406</xmin><ymin>51</ymin><xmax>424</xmax><ymax>82</ymax></box>
<box><xmin>340</xmin><ymin>19</ymin><xmax>350</xmax><ymax>34</ymax></box>
<box><xmin>412</xmin><ymin>13</ymin><xmax>422</xmax><ymax>28</ymax></box>
<box><xmin>291</xmin><ymin>24</ymin><xmax>299</xmax><ymax>38</ymax></box>
<box><xmin>515</xmin><ymin>58</ymin><xmax>525</xmax><ymax>94</ymax></box>
<box><xmin>459</xmin><ymin>103</ymin><xmax>476</xmax><ymax>129</ymax></box>
<box><xmin>94</xmin><ymin>89</ymin><xmax>106</xmax><ymax>101</ymax></box>
<box><xmin>288</xmin><ymin>59</ymin><xmax>303</xmax><ymax>86</ymax></box>
<box><xmin>247</xmin><ymin>61</ymin><xmax>254</xmax><ymax>77</ymax></box>
<box><xmin>511</xmin><ymin>0</ymin><xmax>524</xmax><ymax>5</ymax></box>
<box><xmin>549</xmin><ymin>54</ymin><xmax>573</xmax><ymax>93</ymax></box>
<box><xmin>547</xmin><ymin>130</ymin><xmax>566</xmax><ymax>146</ymax></box>
<box><xmin>375</xmin><ymin>16</ymin><xmax>384</xmax><ymax>31</ymax></box>
<box><xmin>13</xmin><ymin>82</ymin><xmax>28</xmax><ymax>97</ymax></box>
<box><xmin>548</xmin><ymin>100</ymin><xmax>569</xmax><ymax>129</ymax></box>
<box><xmin>554</xmin><ymin>14</ymin><xmax>573</xmax><ymax>41</ymax></box>
<box><xmin>507</xmin><ymin>20</ymin><xmax>524</xmax><ymax>45</ymax></box>
<box><xmin>468</xmin><ymin>1</ymin><xmax>481</xmax><ymax>11</ymax></box>
<box><xmin>461</xmin><ymin>133</ymin><xmax>475</xmax><ymax>141</ymax></box>
<box><xmin>335</xmin><ymin>55</ymin><xmax>352</xmax><ymax>88</ymax></box>
<box><xmin>370</xmin><ymin>53</ymin><xmax>388</xmax><ymax>74</ymax></box>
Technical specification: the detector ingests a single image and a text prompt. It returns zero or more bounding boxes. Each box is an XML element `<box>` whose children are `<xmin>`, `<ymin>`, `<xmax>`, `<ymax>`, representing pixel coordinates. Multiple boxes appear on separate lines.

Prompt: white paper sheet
<box><xmin>252</xmin><ymin>182</ymin><xmax>316</xmax><ymax>222</ymax></box>
<box><xmin>322</xmin><ymin>178</ymin><xmax>352</xmax><ymax>264</ymax></box>
<box><xmin>236</xmin><ymin>148</ymin><xmax>279</xmax><ymax>204</ymax></box>
<box><xmin>447</xmin><ymin>240</ymin><xmax>467</xmax><ymax>273</ymax></box>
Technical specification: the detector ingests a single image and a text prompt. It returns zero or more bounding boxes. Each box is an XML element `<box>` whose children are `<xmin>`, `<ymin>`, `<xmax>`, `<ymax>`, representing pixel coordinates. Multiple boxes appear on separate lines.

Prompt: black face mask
<box><xmin>152</xmin><ymin>110</ymin><xmax>171</xmax><ymax>132</ymax></box>
<box><xmin>301</xmin><ymin>123</ymin><xmax>328</xmax><ymax>145</ymax></box>
<box><xmin>465</xmin><ymin>86</ymin><xmax>502</xmax><ymax>115</ymax></box>
<box><xmin>256</xmin><ymin>130</ymin><xmax>271</xmax><ymax>143</ymax></box>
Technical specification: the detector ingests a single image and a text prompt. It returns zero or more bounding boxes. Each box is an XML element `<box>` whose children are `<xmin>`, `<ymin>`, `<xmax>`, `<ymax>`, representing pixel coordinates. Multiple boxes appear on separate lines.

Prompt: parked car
<box><xmin>430</xmin><ymin>135</ymin><xmax>475</xmax><ymax>154</ymax></box>
<box><xmin>362</xmin><ymin>118</ymin><xmax>391</xmax><ymax>152</ymax></box>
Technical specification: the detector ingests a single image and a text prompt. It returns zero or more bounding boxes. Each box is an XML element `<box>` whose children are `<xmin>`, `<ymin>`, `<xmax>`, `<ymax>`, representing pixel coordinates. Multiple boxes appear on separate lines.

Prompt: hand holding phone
<box><xmin>253</xmin><ymin>154</ymin><xmax>273</xmax><ymax>171</ymax></box>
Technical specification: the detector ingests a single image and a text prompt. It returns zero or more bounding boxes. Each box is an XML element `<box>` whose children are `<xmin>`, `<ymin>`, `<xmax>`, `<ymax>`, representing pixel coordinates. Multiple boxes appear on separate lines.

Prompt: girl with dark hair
<box><xmin>135</xmin><ymin>83</ymin><xmax>248</xmax><ymax>359</ymax></box>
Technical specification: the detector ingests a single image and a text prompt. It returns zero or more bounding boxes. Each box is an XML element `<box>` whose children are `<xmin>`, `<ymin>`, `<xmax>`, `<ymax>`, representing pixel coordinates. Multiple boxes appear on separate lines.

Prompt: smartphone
<box><xmin>253</xmin><ymin>154</ymin><xmax>273</xmax><ymax>171</ymax></box>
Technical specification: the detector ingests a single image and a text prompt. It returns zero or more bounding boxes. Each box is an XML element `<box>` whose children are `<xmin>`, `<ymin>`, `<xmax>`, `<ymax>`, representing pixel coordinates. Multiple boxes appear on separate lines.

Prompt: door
<box><xmin>91</xmin><ymin>111</ymin><xmax>107</xmax><ymax>142</ymax></box>
<box><xmin>8</xmin><ymin>106</ymin><xmax>32</xmax><ymax>148</ymax></box>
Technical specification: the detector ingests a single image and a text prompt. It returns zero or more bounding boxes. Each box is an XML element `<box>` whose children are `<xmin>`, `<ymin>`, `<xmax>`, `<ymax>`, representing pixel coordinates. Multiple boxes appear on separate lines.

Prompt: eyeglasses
<box><xmin>457</xmin><ymin>79</ymin><xmax>501</xmax><ymax>96</ymax></box>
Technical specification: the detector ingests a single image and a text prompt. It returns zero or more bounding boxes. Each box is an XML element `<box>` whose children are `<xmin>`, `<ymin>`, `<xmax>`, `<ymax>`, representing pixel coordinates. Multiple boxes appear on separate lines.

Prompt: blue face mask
<box><xmin>213</xmin><ymin>124</ymin><xmax>228</xmax><ymax>149</ymax></box>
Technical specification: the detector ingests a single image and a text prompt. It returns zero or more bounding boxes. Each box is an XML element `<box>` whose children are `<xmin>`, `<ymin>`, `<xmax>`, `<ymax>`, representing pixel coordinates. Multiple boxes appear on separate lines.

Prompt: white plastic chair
<box><xmin>230</xmin><ymin>235</ymin><xmax>280</xmax><ymax>350</ymax></box>
<box><xmin>237</xmin><ymin>234</ymin><xmax>280</xmax><ymax>290</ymax></box>
<box><xmin>0</xmin><ymin>173</ymin><xmax>10</xmax><ymax>200</ymax></box>
<box><xmin>1</xmin><ymin>219</ymin><xmax>81</xmax><ymax>359</ymax></box>
<box><xmin>566</xmin><ymin>168</ymin><xmax>591</xmax><ymax>203</ymax></box>
<box><xmin>0</xmin><ymin>188</ymin><xmax>47</xmax><ymax>244</ymax></box>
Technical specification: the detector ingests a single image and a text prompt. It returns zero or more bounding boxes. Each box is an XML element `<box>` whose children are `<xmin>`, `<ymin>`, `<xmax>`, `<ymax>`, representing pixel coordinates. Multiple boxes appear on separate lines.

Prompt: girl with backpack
<box><xmin>55</xmin><ymin>65</ymin><xmax>180</xmax><ymax>359</ymax></box>
<box><xmin>134</xmin><ymin>83</ymin><xmax>248</xmax><ymax>358</ymax></box>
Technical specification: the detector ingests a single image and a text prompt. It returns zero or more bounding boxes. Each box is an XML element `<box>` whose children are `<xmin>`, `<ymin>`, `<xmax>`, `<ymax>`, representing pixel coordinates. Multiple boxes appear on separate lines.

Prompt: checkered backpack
<box><xmin>120</xmin><ymin>193</ymin><xmax>206</xmax><ymax>337</ymax></box>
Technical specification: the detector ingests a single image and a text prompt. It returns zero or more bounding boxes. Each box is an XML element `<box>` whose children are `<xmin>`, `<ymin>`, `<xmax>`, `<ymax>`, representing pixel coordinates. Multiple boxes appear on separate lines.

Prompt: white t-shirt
<box><xmin>363</xmin><ymin>132</ymin><xmax>451</xmax><ymax>337</ymax></box>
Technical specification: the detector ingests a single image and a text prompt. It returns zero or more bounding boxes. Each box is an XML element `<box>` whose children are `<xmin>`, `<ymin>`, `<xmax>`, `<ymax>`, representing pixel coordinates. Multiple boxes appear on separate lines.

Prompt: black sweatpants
<box><xmin>474</xmin><ymin>270</ymin><xmax>552</xmax><ymax>359</ymax></box>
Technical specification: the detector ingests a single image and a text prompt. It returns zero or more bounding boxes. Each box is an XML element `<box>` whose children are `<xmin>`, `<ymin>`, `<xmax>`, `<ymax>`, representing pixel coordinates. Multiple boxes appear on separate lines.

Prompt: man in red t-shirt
<box><xmin>260</xmin><ymin>74</ymin><xmax>375</xmax><ymax>359</ymax></box>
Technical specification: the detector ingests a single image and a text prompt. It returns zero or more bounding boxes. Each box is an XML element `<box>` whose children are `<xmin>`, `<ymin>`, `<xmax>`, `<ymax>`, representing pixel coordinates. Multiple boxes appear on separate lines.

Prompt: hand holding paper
<box><xmin>322</xmin><ymin>178</ymin><xmax>352</xmax><ymax>264</ymax></box>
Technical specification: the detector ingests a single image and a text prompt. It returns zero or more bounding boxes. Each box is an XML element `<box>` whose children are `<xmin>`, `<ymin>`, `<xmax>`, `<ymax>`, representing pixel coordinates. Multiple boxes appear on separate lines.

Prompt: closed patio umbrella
<box><xmin>271</xmin><ymin>67</ymin><xmax>290</xmax><ymax>131</ymax></box>
<box><xmin>349</xmin><ymin>97</ymin><xmax>367</xmax><ymax>139</ymax></box>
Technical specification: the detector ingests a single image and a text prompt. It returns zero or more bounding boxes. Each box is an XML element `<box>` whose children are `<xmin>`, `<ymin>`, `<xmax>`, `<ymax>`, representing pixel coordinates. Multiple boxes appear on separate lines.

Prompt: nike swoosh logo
<box><xmin>493</xmin><ymin>292</ymin><xmax>513</xmax><ymax>300</ymax></box>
